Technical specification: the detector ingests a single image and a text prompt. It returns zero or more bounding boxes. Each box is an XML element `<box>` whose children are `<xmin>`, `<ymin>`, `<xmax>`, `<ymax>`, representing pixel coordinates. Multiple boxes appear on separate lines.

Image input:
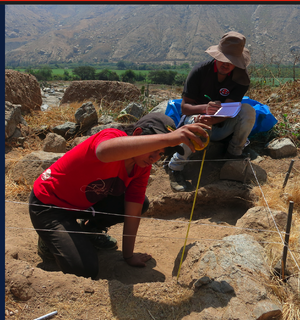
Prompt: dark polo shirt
<box><xmin>182</xmin><ymin>60</ymin><xmax>249</xmax><ymax>105</ymax></box>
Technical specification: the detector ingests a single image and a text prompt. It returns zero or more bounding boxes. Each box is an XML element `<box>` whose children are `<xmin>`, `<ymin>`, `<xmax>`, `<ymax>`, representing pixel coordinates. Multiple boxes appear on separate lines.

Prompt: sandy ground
<box><xmin>5</xmin><ymin>146</ymin><xmax>300</xmax><ymax>319</ymax></box>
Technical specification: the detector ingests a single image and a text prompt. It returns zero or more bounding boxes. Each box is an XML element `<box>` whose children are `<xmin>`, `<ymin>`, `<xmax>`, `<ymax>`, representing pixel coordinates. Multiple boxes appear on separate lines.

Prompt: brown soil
<box><xmin>5</xmin><ymin>146</ymin><xmax>300</xmax><ymax>319</ymax></box>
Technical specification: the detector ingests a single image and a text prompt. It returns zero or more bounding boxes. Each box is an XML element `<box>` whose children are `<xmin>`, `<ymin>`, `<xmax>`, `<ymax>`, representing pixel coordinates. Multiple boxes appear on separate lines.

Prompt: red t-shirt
<box><xmin>33</xmin><ymin>129</ymin><xmax>151</xmax><ymax>210</ymax></box>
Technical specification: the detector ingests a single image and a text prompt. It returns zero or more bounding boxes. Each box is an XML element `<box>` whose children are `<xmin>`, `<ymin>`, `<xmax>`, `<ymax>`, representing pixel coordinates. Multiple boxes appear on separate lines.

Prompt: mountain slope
<box><xmin>5</xmin><ymin>4</ymin><xmax>300</xmax><ymax>66</ymax></box>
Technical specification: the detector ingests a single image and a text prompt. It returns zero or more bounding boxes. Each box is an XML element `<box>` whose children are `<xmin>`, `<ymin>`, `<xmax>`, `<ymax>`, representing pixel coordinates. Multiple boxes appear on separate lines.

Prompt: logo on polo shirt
<box><xmin>219</xmin><ymin>88</ymin><xmax>230</xmax><ymax>96</ymax></box>
<box><xmin>41</xmin><ymin>169</ymin><xmax>52</xmax><ymax>181</ymax></box>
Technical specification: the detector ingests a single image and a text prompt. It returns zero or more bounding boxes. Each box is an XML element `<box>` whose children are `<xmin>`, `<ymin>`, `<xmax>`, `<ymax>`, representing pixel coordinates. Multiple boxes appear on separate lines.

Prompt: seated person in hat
<box><xmin>29</xmin><ymin>113</ymin><xmax>210</xmax><ymax>279</ymax></box>
<box><xmin>168</xmin><ymin>31</ymin><xmax>256</xmax><ymax>192</ymax></box>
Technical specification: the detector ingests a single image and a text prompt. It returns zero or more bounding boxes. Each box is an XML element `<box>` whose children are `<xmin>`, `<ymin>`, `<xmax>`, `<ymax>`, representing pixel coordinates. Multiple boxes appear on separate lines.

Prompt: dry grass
<box><xmin>252</xmin><ymin>172</ymin><xmax>300</xmax><ymax>319</ymax></box>
<box><xmin>24</xmin><ymin>101</ymin><xmax>86</xmax><ymax>128</ymax></box>
<box><xmin>252</xmin><ymin>173</ymin><xmax>300</xmax><ymax>265</ymax></box>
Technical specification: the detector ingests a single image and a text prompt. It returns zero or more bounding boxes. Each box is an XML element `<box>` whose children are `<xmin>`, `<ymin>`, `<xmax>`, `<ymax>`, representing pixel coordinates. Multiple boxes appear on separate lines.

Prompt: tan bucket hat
<box><xmin>205</xmin><ymin>31</ymin><xmax>251</xmax><ymax>85</ymax></box>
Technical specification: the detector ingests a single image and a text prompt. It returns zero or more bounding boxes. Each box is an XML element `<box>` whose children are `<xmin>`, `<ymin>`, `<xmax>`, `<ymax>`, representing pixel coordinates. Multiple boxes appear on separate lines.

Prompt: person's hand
<box><xmin>206</xmin><ymin>101</ymin><xmax>221</xmax><ymax>115</ymax></box>
<box><xmin>195</xmin><ymin>115</ymin><xmax>225</xmax><ymax>126</ymax></box>
<box><xmin>124</xmin><ymin>253</ymin><xmax>152</xmax><ymax>267</ymax></box>
<box><xmin>171</xmin><ymin>122</ymin><xmax>211</xmax><ymax>152</ymax></box>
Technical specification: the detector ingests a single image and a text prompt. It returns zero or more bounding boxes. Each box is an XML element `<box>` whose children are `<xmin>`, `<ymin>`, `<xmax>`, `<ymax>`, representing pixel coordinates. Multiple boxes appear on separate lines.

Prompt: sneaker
<box><xmin>37</xmin><ymin>236</ymin><xmax>55</xmax><ymax>261</ymax></box>
<box><xmin>78</xmin><ymin>220</ymin><xmax>118</xmax><ymax>250</ymax></box>
<box><xmin>88</xmin><ymin>231</ymin><xmax>118</xmax><ymax>250</ymax></box>
<box><xmin>169</xmin><ymin>170</ymin><xmax>187</xmax><ymax>192</ymax></box>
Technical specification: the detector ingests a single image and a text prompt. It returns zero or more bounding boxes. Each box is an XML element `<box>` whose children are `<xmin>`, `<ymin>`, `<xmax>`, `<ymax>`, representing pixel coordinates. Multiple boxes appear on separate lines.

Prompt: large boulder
<box><xmin>175</xmin><ymin>234</ymin><xmax>282</xmax><ymax>320</ymax></box>
<box><xmin>10</xmin><ymin>151</ymin><xmax>64</xmax><ymax>185</ymax></box>
<box><xmin>60</xmin><ymin>80</ymin><xmax>140</xmax><ymax>106</ymax></box>
<box><xmin>5</xmin><ymin>70</ymin><xmax>42</xmax><ymax>113</ymax></box>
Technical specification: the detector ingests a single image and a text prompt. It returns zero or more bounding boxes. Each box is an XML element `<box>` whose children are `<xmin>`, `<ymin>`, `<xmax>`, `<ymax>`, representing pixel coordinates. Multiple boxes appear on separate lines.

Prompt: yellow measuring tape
<box><xmin>176</xmin><ymin>149</ymin><xmax>207</xmax><ymax>283</ymax></box>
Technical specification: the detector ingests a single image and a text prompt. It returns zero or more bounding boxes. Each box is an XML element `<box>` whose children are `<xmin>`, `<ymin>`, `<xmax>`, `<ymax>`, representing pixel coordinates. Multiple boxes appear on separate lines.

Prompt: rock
<box><xmin>5</xmin><ymin>101</ymin><xmax>28</xmax><ymax>139</ymax></box>
<box><xmin>119</xmin><ymin>102</ymin><xmax>145</xmax><ymax>119</ymax></box>
<box><xmin>60</xmin><ymin>81</ymin><xmax>140</xmax><ymax>106</ymax></box>
<box><xmin>236</xmin><ymin>206</ymin><xmax>288</xmax><ymax>231</ymax></box>
<box><xmin>265</xmin><ymin>138</ymin><xmax>297</xmax><ymax>159</ymax></box>
<box><xmin>150</xmin><ymin>100</ymin><xmax>169</xmax><ymax>114</ymax></box>
<box><xmin>220</xmin><ymin>160</ymin><xmax>267</xmax><ymax>184</ymax></box>
<box><xmin>69</xmin><ymin>136</ymin><xmax>89</xmax><ymax>149</ymax></box>
<box><xmin>5</xmin><ymin>69</ymin><xmax>42</xmax><ymax>113</ymax></box>
<box><xmin>41</xmin><ymin>104</ymin><xmax>51</xmax><ymax>111</ymax></box>
<box><xmin>10</xmin><ymin>151</ymin><xmax>64</xmax><ymax>185</ymax></box>
<box><xmin>75</xmin><ymin>101</ymin><xmax>98</xmax><ymax>131</ymax></box>
<box><xmin>194</xmin><ymin>276</ymin><xmax>212</xmax><ymax>288</ymax></box>
<box><xmin>98</xmin><ymin>115</ymin><xmax>114</xmax><ymax>125</ymax></box>
<box><xmin>43</xmin><ymin>133</ymin><xmax>67</xmax><ymax>153</ymax></box>
<box><xmin>52</xmin><ymin>122</ymin><xmax>79</xmax><ymax>140</ymax></box>
<box><xmin>177</xmin><ymin>234</ymin><xmax>282</xmax><ymax>320</ymax></box>
<box><xmin>86</xmin><ymin>123</ymin><xmax>123</xmax><ymax>136</ymax></box>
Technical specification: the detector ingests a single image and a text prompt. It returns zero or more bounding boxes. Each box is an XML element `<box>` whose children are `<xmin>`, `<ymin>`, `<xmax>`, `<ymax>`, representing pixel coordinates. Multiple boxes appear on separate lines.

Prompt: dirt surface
<box><xmin>5</xmin><ymin>146</ymin><xmax>300</xmax><ymax>319</ymax></box>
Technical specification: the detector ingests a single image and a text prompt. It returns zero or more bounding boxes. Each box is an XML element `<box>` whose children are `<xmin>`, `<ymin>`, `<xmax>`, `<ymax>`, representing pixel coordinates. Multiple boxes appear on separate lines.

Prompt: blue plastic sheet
<box><xmin>165</xmin><ymin>99</ymin><xmax>182</xmax><ymax>127</ymax></box>
<box><xmin>241</xmin><ymin>96</ymin><xmax>278</xmax><ymax>136</ymax></box>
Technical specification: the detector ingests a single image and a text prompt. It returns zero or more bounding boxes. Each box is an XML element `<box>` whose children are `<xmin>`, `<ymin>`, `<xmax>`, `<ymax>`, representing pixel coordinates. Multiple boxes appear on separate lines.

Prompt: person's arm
<box><xmin>122</xmin><ymin>201</ymin><xmax>151</xmax><ymax>267</ymax></box>
<box><xmin>195</xmin><ymin>98</ymin><xmax>236</xmax><ymax>126</ymax></box>
<box><xmin>96</xmin><ymin>122</ymin><xmax>211</xmax><ymax>163</ymax></box>
<box><xmin>181</xmin><ymin>96</ymin><xmax>208</xmax><ymax>115</ymax></box>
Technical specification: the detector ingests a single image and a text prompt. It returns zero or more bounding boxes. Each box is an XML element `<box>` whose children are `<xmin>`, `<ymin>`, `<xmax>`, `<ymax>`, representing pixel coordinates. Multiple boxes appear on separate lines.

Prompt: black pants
<box><xmin>29</xmin><ymin>190</ymin><xmax>149</xmax><ymax>279</ymax></box>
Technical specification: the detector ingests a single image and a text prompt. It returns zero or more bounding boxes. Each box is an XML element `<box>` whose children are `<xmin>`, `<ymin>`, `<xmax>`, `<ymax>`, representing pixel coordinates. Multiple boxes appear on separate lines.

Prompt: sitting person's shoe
<box><xmin>78</xmin><ymin>220</ymin><xmax>118</xmax><ymax>250</ymax></box>
<box><xmin>169</xmin><ymin>170</ymin><xmax>187</xmax><ymax>192</ymax></box>
<box><xmin>37</xmin><ymin>236</ymin><xmax>55</xmax><ymax>261</ymax></box>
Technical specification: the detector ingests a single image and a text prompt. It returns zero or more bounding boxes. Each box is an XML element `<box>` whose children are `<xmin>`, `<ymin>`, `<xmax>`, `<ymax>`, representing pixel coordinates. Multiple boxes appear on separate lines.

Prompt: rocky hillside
<box><xmin>5</xmin><ymin>4</ymin><xmax>300</xmax><ymax>66</ymax></box>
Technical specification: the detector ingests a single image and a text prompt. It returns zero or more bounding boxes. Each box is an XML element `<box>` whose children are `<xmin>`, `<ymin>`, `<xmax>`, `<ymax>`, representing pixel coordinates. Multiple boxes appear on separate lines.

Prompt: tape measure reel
<box><xmin>191</xmin><ymin>131</ymin><xmax>210</xmax><ymax>151</ymax></box>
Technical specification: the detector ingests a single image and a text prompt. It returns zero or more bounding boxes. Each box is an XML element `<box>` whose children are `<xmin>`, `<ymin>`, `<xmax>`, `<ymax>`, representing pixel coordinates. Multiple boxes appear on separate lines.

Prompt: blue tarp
<box><xmin>241</xmin><ymin>96</ymin><xmax>278</xmax><ymax>136</ymax></box>
<box><xmin>165</xmin><ymin>99</ymin><xmax>183</xmax><ymax>127</ymax></box>
<box><xmin>165</xmin><ymin>97</ymin><xmax>278</xmax><ymax>136</ymax></box>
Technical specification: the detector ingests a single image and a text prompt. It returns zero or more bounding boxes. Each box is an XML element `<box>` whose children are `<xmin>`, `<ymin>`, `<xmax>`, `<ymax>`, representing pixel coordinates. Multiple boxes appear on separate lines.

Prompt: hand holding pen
<box><xmin>204</xmin><ymin>94</ymin><xmax>221</xmax><ymax>115</ymax></box>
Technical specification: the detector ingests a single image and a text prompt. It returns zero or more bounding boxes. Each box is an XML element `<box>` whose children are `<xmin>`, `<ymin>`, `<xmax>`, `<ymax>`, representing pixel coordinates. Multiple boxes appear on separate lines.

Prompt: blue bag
<box><xmin>241</xmin><ymin>96</ymin><xmax>278</xmax><ymax>136</ymax></box>
<box><xmin>165</xmin><ymin>99</ymin><xmax>182</xmax><ymax>127</ymax></box>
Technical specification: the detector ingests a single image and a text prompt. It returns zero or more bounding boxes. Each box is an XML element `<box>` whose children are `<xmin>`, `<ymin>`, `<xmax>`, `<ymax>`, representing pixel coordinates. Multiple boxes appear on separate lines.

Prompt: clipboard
<box><xmin>212</xmin><ymin>102</ymin><xmax>241</xmax><ymax>118</ymax></box>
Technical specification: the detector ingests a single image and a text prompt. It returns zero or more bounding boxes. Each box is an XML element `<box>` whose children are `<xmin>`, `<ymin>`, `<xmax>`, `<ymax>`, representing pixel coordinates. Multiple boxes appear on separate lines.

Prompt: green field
<box><xmin>9</xmin><ymin>67</ymin><xmax>298</xmax><ymax>87</ymax></box>
<box><xmin>13</xmin><ymin>68</ymin><xmax>187</xmax><ymax>76</ymax></box>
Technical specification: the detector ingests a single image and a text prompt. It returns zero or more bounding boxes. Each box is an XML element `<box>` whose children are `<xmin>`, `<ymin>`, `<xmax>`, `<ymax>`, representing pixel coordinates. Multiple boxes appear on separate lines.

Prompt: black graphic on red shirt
<box><xmin>83</xmin><ymin>177</ymin><xmax>126</xmax><ymax>203</ymax></box>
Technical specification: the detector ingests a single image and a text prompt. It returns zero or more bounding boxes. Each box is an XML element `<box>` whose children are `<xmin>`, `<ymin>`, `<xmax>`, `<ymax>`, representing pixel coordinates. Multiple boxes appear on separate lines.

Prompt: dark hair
<box><xmin>121</xmin><ymin>124</ymin><xmax>155</xmax><ymax>136</ymax></box>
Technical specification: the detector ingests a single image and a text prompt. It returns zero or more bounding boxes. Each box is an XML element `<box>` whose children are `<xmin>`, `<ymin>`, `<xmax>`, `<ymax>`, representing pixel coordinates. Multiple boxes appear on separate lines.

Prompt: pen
<box><xmin>204</xmin><ymin>94</ymin><xmax>212</xmax><ymax>101</ymax></box>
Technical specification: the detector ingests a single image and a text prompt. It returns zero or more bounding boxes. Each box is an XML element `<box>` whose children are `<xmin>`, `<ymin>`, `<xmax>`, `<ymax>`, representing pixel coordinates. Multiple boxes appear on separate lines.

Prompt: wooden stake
<box><xmin>282</xmin><ymin>160</ymin><xmax>294</xmax><ymax>190</ymax></box>
<box><xmin>281</xmin><ymin>201</ymin><xmax>294</xmax><ymax>281</ymax></box>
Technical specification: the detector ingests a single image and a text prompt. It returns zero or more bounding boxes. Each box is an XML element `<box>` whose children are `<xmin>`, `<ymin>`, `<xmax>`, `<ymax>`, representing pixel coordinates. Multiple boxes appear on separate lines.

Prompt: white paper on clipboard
<box><xmin>212</xmin><ymin>102</ymin><xmax>241</xmax><ymax>118</ymax></box>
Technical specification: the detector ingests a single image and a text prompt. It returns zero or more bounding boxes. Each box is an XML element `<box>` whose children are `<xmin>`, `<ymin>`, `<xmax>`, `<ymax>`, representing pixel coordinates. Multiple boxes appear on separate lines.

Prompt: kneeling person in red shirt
<box><xmin>29</xmin><ymin>113</ymin><xmax>209</xmax><ymax>279</ymax></box>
